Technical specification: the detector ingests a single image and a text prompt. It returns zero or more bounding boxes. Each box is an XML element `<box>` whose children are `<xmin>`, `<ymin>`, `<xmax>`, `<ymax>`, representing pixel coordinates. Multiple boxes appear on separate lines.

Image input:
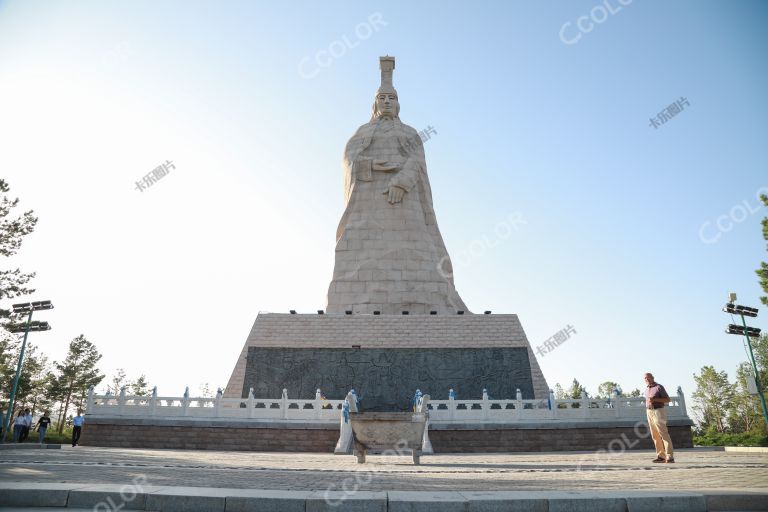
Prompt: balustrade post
<box><xmin>118</xmin><ymin>386</ymin><xmax>127</xmax><ymax>416</ymax></box>
<box><xmin>549</xmin><ymin>389</ymin><xmax>556</xmax><ymax>419</ymax></box>
<box><xmin>515</xmin><ymin>388</ymin><xmax>522</xmax><ymax>420</ymax></box>
<box><xmin>150</xmin><ymin>386</ymin><xmax>157</xmax><ymax>417</ymax></box>
<box><xmin>482</xmin><ymin>388</ymin><xmax>490</xmax><ymax>421</ymax></box>
<box><xmin>448</xmin><ymin>388</ymin><xmax>455</xmax><ymax>421</ymax></box>
<box><xmin>183</xmin><ymin>386</ymin><xmax>190</xmax><ymax>417</ymax></box>
<box><xmin>314</xmin><ymin>389</ymin><xmax>322</xmax><ymax>419</ymax></box>
<box><xmin>248</xmin><ymin>387</ymin><xmax>255</xmax><ymax>419</ymax></box>
<box><xmin>86</xmin><ymin>386</ymin><xmax>95</xmax><ymax>412</ymax></box>
<box><xmin>581</xmin><ymin>391</ymin><xmax>589</xmax><ymax>418</ymax></box>
<box><xmin>677</xmin><ymin>386</ymin><xmax>687</xmax><ymax>418</ymax></box>
<box><xmin>281</xmin><ymin>388</ymin><xmax>288</xmax><ymax>419</ymax></box>
<box><xmin>214</xmin><ymin>388</ymin><xmax>223</xmax><ymax>418</ymax></box>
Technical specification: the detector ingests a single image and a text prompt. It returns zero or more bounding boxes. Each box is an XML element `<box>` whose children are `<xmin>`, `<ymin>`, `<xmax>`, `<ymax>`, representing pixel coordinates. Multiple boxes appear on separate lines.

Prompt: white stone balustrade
<box><xmin>425</xmin><ymin>391</ymin><xmax>688</xmax><ymax>423</ymax></box>
<box><xmin>86</xmin><ymin>387</ymin><xmax>345</xmax><ymax>423</ymax></box>
<box><xmin>85</xmin><ymin>386</ymin><xmax>689</xmax><ymax>424</ymax></box>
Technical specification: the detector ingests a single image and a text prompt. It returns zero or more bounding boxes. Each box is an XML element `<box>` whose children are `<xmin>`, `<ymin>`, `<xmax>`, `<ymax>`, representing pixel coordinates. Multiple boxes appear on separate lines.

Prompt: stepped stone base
<box><xmin>81</xmin><ymin>417</ymin><xmax>693</xmax><ymax>453</ymax></box>
<box><xmin>224</xmin><ymin>313</ymin><xmax>549</xmax><ymax>411</ymax></box>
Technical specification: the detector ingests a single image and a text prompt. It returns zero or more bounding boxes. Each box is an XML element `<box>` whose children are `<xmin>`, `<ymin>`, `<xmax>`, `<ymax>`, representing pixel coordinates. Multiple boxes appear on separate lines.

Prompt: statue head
<box><xmin>372</xmin><ymin>91</ymin><xmax>399</xmax><ymax>120</ymax></box>
<box><xmin>371</xmin><ymin>55</ymin><xmax>399</xmax><ymax>120</ymax></box>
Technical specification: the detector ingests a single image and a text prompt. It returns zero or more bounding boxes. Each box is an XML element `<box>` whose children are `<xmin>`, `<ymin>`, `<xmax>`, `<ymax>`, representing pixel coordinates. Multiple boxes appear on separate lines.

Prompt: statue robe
<box><xmin>326</xmin><ymin>117</ymin><xmax>468</xmax><ymax>314</ymax></box>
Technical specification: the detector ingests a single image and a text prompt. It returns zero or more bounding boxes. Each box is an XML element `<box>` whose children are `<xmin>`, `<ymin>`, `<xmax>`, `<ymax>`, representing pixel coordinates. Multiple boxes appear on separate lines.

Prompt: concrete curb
<box><xmin>0</xmin><ymin>443</ymin><xmax>61</xmax><ymax>450</ymax></box>
<box><xmin>1</xmin><ymin>484</ymin><xmax>767</xmax><ymax>511</ymax></box>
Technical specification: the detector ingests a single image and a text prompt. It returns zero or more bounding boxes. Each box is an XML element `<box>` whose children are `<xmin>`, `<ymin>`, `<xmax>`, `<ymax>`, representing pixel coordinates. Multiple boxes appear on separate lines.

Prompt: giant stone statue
<box><xmin>326</xmin><ymin>56</ymin><xmax>468</xmax><ymax>315</ymax></box>
<box><xmin>224</xmin><ymin>57</ymin><xmax>550</xmax><ymax>411</ymax></box>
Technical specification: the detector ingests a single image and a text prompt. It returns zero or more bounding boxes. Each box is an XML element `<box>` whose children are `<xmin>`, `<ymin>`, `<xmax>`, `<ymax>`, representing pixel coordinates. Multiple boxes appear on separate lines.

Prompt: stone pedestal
<box><xmin>224</xmin><ymin>313</ymin><xmax>549</xmax><ymax>411</ymax></box>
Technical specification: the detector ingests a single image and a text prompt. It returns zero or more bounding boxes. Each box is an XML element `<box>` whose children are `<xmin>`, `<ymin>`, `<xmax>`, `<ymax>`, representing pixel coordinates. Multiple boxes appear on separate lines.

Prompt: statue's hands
<box><xmin>383</xmin><ymin>185</ymin><xmax>407</xmax><ymax>204</ymax></box>
<box><xmin>372</xmin><ymin>160</ymin><xmax>400</xmax><ymax>172</ymax></box>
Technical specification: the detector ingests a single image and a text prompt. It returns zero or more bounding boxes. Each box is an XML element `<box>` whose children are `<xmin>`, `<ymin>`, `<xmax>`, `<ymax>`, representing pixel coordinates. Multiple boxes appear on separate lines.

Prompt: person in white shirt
<box><xmin>12</xmin><ymin>408</ymin><xmax>31</xmax><ymax>443</ymax></box>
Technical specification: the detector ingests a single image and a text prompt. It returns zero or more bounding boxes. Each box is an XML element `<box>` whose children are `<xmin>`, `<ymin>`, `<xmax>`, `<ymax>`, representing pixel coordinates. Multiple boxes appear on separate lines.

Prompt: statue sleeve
<box><xmin>389</xmin><ymin>132</ymin><xmax>425</xmax><ymax>192</ymax></box>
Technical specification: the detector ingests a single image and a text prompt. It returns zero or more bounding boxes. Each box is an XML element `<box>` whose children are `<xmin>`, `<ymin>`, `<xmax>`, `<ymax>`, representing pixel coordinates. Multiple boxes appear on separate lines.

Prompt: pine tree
<box><xmin>567</xmin><ymin>378</ymin><xmax>586</xmax><ymax>399</ymax></box>
<box><xmin>130</xmin><ymin>375</ymin><xmax>150</xmax><ymax>396</ymax></box>
<box><xmin>50</xmin><ymin>335</ymin><xmax>104</xmax><ymax>433</ymax></box>
<box><xmin>757</xmin><ymin>194</ymin><xmax>768</xmax><ymax>306</ymax></box>
<box><xmin>0</xmin><ymin>179</ymin><xmax>38</xmax><ymax>327</ymax></box>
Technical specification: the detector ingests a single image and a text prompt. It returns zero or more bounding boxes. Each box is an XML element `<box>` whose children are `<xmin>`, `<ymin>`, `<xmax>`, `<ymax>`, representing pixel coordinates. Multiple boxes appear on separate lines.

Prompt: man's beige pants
<box><xmin>646</xmin><ymin>407</ymin><xmax>674</xmax><ymax>459</ymax></box>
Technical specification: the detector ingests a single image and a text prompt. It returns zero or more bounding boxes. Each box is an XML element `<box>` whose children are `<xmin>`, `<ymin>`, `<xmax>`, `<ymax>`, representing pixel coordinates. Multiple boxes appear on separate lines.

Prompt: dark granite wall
<box><xmin>242</xmin><ymin>347</ymin><xmax>535</xmax><ymax>411</ymax></box>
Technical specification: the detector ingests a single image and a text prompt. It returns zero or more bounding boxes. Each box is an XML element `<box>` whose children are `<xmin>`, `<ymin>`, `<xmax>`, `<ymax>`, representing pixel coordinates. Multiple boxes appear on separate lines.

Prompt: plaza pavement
<box><xmin>0</xmin><ymin>446</ymin><xmax>767</xmax><ymax>510</ymax></box>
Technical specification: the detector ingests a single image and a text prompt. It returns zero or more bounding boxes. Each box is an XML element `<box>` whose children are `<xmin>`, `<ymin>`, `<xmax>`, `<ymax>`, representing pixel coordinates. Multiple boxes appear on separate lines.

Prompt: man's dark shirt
<box><xmin>645</xmin><ymin>382</ymin><xmax>669</xmax><ymax>409</ymax></box>
<box><xmin>38</xmin><ymin>417</ymin><xmax>51</xmax><ymax>429</ymax></box>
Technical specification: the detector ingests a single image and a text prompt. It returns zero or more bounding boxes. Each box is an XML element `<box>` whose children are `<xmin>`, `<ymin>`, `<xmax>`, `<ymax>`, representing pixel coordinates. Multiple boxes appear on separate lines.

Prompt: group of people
<box><xmin>2</xmin><ymin>408</ymin><xmax>52</xmax><ymax>444</ymax></box>
<box><xmin>0</xmin><ymin>407</ymin><xmax>84</xmax><ymax>446</ymax></box>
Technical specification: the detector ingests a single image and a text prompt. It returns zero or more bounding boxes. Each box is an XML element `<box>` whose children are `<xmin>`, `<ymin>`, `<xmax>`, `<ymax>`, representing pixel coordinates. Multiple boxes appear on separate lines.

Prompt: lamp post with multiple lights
<box><xmin>723</xmin><ymin>294</ymin><xmax>768</xmax><ymax>427</ymax></box>
<box><xmin>1</xmin><ymin>300</ymin><xmax>53</xmax><ymax>442</ymax></box>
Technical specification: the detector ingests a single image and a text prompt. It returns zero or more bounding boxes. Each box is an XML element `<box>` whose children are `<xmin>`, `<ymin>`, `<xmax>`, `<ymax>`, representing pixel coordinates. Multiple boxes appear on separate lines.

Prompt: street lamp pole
<box><xmin>738</xmin><ymin>312</ymin><xmax>768</xmax><ymax>426</ymax></box>
<box><xmin>1</xmin><ymin>301</ymin><xmax>53</xmax><ymax>443</ymax></box>
<box><xmin>723</xmin><ymin>294</ymin><xmax>768</xmax><ymax>427</ymax></box>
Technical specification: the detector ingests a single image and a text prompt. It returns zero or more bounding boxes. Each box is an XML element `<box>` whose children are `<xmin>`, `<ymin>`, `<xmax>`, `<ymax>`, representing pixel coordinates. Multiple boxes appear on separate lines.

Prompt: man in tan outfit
<box><xmin>644</xmin><ymin>372</ymin><xmax>674</xmax><ymax>463</ymax></box>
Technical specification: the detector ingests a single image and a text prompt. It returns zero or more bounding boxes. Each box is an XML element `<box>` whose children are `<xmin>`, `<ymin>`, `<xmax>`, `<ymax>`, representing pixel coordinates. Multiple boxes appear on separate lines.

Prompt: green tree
<box><xmin>597</xmin><ymin>381</ymin><xmax>620</xmax><ymax>398</ymax></box>
<box><xmin>553</xmin><ymin>383</ymin><xmax>566</xmax><ymax>400</ymax></box>
<box><xmin>750</xmin><ymin>334</ymin><xmax>768</xmax><ymax>393</ymax></box>
<box><xmin>198</xmin><ymin>382</ymin><xmax>212</xmax><ymax>398</ymax></box>
<box><xmin>50</xmin><ymin>335</ymin><xmax>104</xmax><ymax>433</ymax></box>
<box><xmin>108</xmin><ymin>368</ymin><xmax>127</xmax><ymax>394</ymax></box>
<box><xmin>567</xmin><ymin>378</ymin><xmax>586</xmax><ymax>399</ymax></box>
<box><xmin>756</xmin><ymin>194</ymin><xmax>768</xmax><ymax>306</ymax></box>
<box><xmin>0</xmin><ymin>179</ymin><xmax>38</xmax><ymax>327</ymax></box>
<box><xmin>692</xmin><ymin>365</ymin><xmax>734</xmax><ymax>433</ymax></box>
<box><xmin>629</xmin><ymin>388</ymin><xmax>642</xmax><ymax>397</ymax></box>
<box><xmin>0</xmin><ymin>339</ymin><xmax>52</xmax><ymax>419</ymax></box>
<box><xmin>130</xmin><ymin>375</ymin><xmax>150</xmax><ymax>396</ymax></box>
<box><xmin>728</xmin><ymin>362</ymin><xmax>763</xmax><ymax>433</ymax></box>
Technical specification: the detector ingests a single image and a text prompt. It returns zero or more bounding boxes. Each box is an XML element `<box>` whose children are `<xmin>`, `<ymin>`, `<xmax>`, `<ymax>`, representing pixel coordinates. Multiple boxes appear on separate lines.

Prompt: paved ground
<box><xmin>0</xmin><ymin>446</ymin><xmax>766</xmax><ymax>492</ymax></box>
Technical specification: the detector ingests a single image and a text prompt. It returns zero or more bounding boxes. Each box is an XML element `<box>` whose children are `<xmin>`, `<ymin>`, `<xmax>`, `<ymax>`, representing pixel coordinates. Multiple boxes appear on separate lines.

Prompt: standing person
<box><xmin>644</xmin><ymin>372</ymin><xmax>674</xmax><ymax>463</ymax></box>
<box><xmin>19</xmin><ymin>409</ymin><xmax>33</xmax><ymax>442</ymax></box>
<box><xmin>12</xmin><ymin>409</ymin><xmax>30</xmax><ymax>443</ymax></box>
<box><xmin>35</xmin><ymin>411</ymin><xmax>51</xmax><ymax>444</ymax></box>
<box><xmin>72</xmin><ymin>410</ymin><xmax>85</xmax><ymax>447</ymax></box>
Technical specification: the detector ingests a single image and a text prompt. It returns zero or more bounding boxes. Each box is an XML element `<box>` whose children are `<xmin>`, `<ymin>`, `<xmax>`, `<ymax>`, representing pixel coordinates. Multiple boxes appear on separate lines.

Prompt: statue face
<box><xmin>375</xmin><ymin>92</ymin><xmax>398</xmax><ymax>119</ymax></box>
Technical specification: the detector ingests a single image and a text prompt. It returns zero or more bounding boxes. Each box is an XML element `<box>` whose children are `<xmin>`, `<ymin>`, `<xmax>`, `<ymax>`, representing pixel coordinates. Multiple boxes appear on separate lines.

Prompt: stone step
<box><xmin>1</xmin><ymin>484</ymin><xmax>767</xmax><ymax>511</ymax></box>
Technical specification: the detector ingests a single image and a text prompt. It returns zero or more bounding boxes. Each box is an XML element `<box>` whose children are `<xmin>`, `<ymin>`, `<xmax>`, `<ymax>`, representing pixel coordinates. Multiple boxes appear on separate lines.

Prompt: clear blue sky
<box><xmin>1</xmin><ymin>1</ymin><xmax>766</xmax><ymax>404</ymax></box>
